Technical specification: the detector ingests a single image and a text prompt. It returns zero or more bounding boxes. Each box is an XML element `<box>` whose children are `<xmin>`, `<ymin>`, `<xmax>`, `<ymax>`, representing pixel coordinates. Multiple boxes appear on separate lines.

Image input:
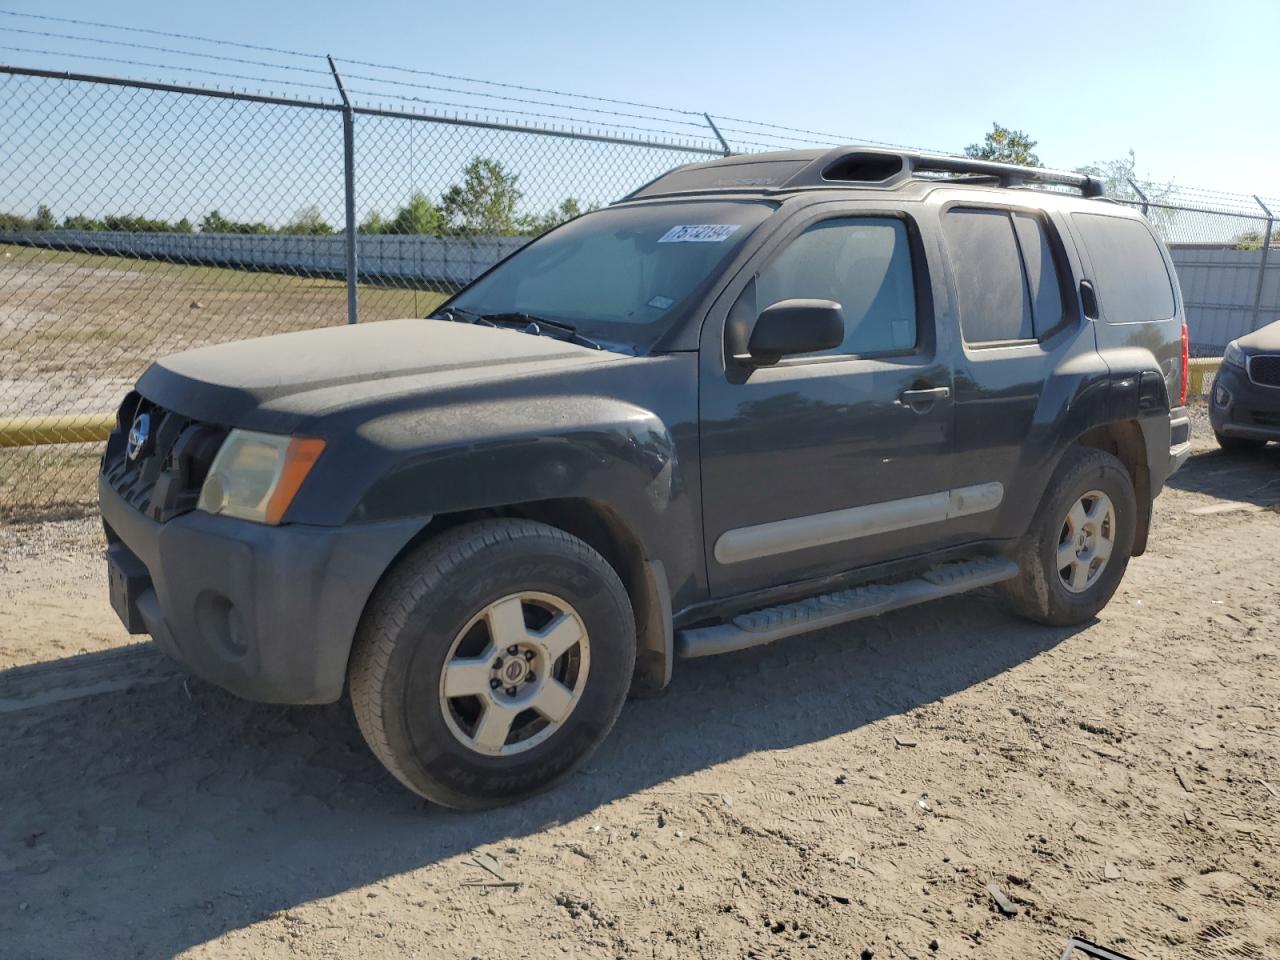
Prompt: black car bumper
<box><xmin>99</xmin><ymin>477</ymin><xmax>424</xmax><ymax>704</ymax></box>
<box><xmin>1209</xmin><ymin>363</ymin><xmax>1280</xmax><ymax>442</ymax></box>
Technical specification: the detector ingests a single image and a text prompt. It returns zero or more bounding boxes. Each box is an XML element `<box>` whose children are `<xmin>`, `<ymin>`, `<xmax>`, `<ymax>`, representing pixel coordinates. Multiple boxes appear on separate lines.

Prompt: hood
<box><xmin>1238</xmin><ymin>317</ymin><xmax>1280</xmax><ymax>353</ymax></box>
<box><xmin>136</xmin><ymin>317</ymin><xmax>621</xmax><ymax>431</ymax></box>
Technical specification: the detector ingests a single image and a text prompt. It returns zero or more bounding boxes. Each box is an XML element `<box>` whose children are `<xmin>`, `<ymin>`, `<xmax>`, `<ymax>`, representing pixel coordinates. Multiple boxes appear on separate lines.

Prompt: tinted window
<box><xmin>942</xmin><ymin>208</ymin><xmax>1033</xmax><ymax>343</ymax></box>
<box><xmin>1071</xmin><ymin>213</ymin><xmax>1175</xmax><ymax>323</ymax></box>
<box><xmin>756</xmin><ymin>217</ymin><xmax>916</xmax><ymax>356</ymax></box>
<box><xmin>1012</xmin><ymin>212</ymin><xmax>1065</xmax><ymax>336</ymax></box>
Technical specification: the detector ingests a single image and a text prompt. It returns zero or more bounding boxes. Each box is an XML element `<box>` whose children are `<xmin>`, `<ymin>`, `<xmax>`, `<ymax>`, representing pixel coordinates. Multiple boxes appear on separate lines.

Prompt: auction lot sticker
<box><xmin>657</xmin><ymin>224</ymin><xmax>742</xmax><ymax>243</ymax></box>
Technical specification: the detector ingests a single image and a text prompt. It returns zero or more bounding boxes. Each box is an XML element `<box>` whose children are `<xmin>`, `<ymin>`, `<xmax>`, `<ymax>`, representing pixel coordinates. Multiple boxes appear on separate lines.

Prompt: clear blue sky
<box><xmin>4</xmin><ymin>0</ymin><xmax>1278</xmax><ymax>203</ymax></box>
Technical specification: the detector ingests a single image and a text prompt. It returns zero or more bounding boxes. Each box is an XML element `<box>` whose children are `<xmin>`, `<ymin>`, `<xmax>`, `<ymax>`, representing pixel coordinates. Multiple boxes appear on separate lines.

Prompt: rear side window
<box><xmin>942</xmin><ymin>208</ymin><xmax>1066</xmax><ymax>343</ymax></box>
<box><xmin>756</xmin><ymin>216</ymin><xmax>917</xmax><ymax>356</ymax></box>
<box><xmin>1071</xmin><ymin>213</ymin><xmax>1175</xmax><ymax>323</ymax></box>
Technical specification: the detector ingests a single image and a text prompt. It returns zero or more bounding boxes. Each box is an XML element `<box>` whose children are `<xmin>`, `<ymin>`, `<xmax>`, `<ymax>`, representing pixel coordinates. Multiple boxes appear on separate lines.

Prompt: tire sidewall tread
<box><xmin>349</xmin><ymin>519</ymin><xmax>635</xmax><ymax>810</ymax></box>
<box><xmin>999</xmin><ymin>446</ymin><xmax>1137</xmax><ymax>627</ymax></box>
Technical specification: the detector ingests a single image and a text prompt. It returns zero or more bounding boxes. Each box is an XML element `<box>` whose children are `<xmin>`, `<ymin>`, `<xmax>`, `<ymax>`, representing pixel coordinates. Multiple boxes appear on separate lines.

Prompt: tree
<box><xmin>965</xmin><ymin>123</ymin><xmax>1041</xmax><ymax>167</ymax></box>
<box><xmin>442</xmin><ymin>158</ymin><xmax>522</xmax><ymax>236</ymax></box>
<box><xmin>62</xmin><ymin>214</ymin><xmax>104</xmax><ymax>231</ymax></box>
<box><xmin>0</xmin><ymin>211</ymin><xmax>35</xmax><ymax>231</ymax></box>
<box><xmin>199</xmin><ymin>210</ymin><xmax>271</xmax><ymax>234</ymax></box>
<box><xmin>359</xmin><ymin>210</ymin><xmax>387</xmax><ymax>234</ymax></box>
<box><xmin>1074</xmin><ymin>149</ymin><xmax>1178</xmax><ymax>235</ymax></box>
<box><xmin>34</xmin><ymin>204</ymin><xmax>55</xmax><ymax>231</ymax></box>
<box><xmin>383</xmin><ymin>192</ymin><xmax>445</xmax><ymax>236</ymax></box>
<box><xmin>518</xmin><ymin>197</ymin><xmax>585</xmax><ymax>236</ymax></box>
<box><xmin>1232</xmin><ymin>227</ymin><xmax>1279</xmax><ymax>250</ymax></box>
<box><xmin>281</xmin><ymin>205</ymin><xmax>334</xmax><ymax>235</ymax></box>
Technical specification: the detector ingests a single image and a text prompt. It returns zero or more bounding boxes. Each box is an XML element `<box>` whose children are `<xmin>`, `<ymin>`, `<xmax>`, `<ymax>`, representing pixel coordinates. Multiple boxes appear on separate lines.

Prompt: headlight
<box><xmin>197</xmin><ymin>429</ymin><xmax>326</xmax><ymax>525</ymax></box>
<box><xmin>1223</xmin><ymin>340</ymin><xmax>1246</xmax><ymax>369</ymax></box>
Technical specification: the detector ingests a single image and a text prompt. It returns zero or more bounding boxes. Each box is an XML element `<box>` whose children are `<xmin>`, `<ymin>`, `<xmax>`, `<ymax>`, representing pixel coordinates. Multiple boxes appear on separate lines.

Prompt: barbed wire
<box><xmin>0</xmin><ymin>44</ymin><xmax>338</xmax><ymax>94</ymax></box>
<box><xmin>1</xmin><ymin>25</ymin><xmax>333</xmax><ymax>75</ymax></box>
<box><xmin>342</xmin><ymin>86</ymin><xmax>720</xmax><ymax>143</ymax></box>
<box><xmin>0</xmin><ymin>8</ymin><xmax>914</xmax><ymax>150</ymax></box>
<box><xmin>1</xmin><ymin>7</ymin><xmax>1276</xmax><ymax>208</ymax></box>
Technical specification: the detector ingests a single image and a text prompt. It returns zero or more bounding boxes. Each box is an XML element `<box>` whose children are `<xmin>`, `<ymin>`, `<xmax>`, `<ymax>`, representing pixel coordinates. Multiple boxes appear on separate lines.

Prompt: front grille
<box><xmin>1250</xmin><ymin>409</ymin><xmax>1280</xmax><ymax>428</ymax></box>
<box><xmin>1249</xmin><ymin>354</ymin><xmax>1280</xmax><ymax>388</ymax></box>
<box><xmin>101</xmin><ymin>392</ymin><xmax>226</xmax><ymax>521</ymax></box>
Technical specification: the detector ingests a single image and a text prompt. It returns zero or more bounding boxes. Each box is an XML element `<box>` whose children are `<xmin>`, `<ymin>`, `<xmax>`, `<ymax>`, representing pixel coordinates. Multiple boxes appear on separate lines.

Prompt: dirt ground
<box><xmin>1</xmin><ymin>408</ymin><xmax>1278</xmax><ymax>960</ymax></box>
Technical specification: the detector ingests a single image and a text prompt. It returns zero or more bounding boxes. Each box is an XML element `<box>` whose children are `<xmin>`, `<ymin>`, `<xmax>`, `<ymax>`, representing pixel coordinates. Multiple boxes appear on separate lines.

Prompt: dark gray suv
<box><xmin>99</xmin><ymin>147</ymin><xmax>1192</xmax><ymax>808</ymax></box>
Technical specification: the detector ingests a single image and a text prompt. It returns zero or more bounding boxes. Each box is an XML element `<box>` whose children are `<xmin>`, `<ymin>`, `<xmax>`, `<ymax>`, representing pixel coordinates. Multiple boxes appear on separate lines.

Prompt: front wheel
<box><xmin>349</xmin><ymin>519</ymin><xmax>635</xmax><ymax>809</ymax></box>
<box><xmin>998</xmin><ymin>447</ymin><xmax>1137</xmax><ymax>626</ymax></box>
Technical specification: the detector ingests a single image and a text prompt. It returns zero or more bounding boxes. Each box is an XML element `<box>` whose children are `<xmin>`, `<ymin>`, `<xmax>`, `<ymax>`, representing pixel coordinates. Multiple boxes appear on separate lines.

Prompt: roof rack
<box><xmin>894</xmin><ymin>151</ymin><xmax>1105</xmax><ymax>197</ymax></box>
<box><xmin>623</xmin><ymin>146</ymin><xmax>1106</xmax><ymax>201</ymax></box>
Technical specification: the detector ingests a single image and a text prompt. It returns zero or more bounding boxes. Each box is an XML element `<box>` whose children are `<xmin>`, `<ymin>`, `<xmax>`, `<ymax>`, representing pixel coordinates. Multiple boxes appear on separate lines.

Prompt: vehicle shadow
<box><xmin>0</xmin><ymin>592</ymin><xmax>1079</xmax><ymax>958</ymax></box>
<box><xmin>1165</xmin><ymin>443</ymin><xmax>1280</xmax><ymax>505</ymax></box>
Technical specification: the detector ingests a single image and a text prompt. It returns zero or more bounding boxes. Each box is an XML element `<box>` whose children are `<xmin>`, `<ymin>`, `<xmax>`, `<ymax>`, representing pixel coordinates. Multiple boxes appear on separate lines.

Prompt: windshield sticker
<box><xmin>657</xmin><ymin>224</ymin><xmax>742</xmax><ymax>243</ymax></box>
<box><xmin>647</xmin><ymin>295</ymin><xmax>676</xmax><ymax>310</ymax></box>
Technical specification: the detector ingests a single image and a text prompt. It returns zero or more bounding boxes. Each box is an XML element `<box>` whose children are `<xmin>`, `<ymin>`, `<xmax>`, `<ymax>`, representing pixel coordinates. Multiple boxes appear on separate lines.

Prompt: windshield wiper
<box><xmin>429</xmin><ymin>305</ymin><xmax>482</xmax><ymax>323</ymax></box>
<box><xmin>478</xmin><ymin>312</ymin><xmax>604</xmax><ymax>351</ymax></box>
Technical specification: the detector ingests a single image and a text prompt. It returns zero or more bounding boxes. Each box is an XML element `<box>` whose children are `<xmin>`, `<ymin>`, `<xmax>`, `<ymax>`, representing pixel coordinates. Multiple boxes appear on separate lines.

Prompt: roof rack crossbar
<box><xmin>904</xmin><ymin>152</ymin><xmax>1105</xmax><ymax>197</ymax></box>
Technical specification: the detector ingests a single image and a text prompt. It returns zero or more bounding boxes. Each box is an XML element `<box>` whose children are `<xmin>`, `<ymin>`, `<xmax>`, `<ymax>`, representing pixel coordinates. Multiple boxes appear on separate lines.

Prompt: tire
<box><xmin>1215</xmin><ymin>432</ymin><xmax>1267</xmax><ymax>455</ymax></box>
<box><xmin>997</xmin><ymin>447</ymin><xmax>1137</xmax><ymax>627</ymax></box>
<box><xmin>349</xmin><ymin>518</ymin><xmax>635</xmax><ymax>810</ymax></box>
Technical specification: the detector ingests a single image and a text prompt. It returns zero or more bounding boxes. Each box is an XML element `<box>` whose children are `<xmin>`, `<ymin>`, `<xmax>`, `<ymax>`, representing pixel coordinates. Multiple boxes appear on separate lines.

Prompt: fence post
<box><xmin>1252</xmin><ymin>196</ymin><xmax>1274</xmax><ymax>332</ymax></box>
<box><xmin>703</xmin><ymin>113</ymin><xmax>732</xmax><ymax>157</ymax></box>
<box><xmin>1127</xmin><ymin>178</ymin><xmax>1149</xmax><ymax>217</ymax></box>
<box><xmin>328</xmin><ymin>56</ymin><xmax>359</xmax><ymax>325</ymax></box>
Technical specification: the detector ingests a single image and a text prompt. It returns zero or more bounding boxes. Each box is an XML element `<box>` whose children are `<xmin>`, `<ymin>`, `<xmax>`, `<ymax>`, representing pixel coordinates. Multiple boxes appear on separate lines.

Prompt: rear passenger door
<box><xmin>937</xmin><ymin>201</ymin><xmax>1091</xmax><ymax>543</ymax></box>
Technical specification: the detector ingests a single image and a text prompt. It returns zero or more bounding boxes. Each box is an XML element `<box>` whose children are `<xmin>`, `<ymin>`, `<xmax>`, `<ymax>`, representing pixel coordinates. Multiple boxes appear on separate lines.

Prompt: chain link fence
<box><xmin>0</xmin><ymin>66</ymin><xmax>723</xmax><ymax>516</ymax></box>
<box><xmin>1</xmin><ymin>63</ymin><xmax>1277</xmax><ymax>517</ymax></box>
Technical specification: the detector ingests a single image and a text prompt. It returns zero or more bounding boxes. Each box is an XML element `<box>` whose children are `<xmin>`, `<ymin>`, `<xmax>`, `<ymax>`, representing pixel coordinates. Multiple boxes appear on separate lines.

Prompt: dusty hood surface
<box><xmin>136</xmin><ymin>317</ymin><xmax>620</xmax><ymax>431</ymax></box>
<box><xmin>1238</xmin><ymin>317</ymin><xmax>1280</xmax><ymax>353</ymax></box>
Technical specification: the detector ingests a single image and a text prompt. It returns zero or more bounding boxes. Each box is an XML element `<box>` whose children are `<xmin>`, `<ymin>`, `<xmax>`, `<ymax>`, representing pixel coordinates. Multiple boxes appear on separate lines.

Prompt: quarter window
<box><xmin>755</xmin><ymin>217</ymin><xmax>917</xmax><ymax>357</ymax></box>
<box><xmin>1012</xmin><ymin>212</ymin><xmax>1065</xmax><ymax>335</ymax></box>
<box><xmin>943</xmin><ymin>207</ymin><xmax>1072</xmax><ymax>344</ymax></box>
<box><xmin>1071</xmin><ymin>213</ymin><xmax>1175</xmax><ymax>323</ymax></box>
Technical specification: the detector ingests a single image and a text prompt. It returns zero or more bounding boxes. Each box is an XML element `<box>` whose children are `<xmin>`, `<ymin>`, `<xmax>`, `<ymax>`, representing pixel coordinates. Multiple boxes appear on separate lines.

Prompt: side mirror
<box><xmin>747</xmin><ymin>299</ymin><xmax>845</xmax><ymax>363</ymax></box>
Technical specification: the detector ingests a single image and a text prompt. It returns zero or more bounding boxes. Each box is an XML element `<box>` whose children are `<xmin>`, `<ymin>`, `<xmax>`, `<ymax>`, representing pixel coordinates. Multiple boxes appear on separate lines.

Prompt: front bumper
<box><xmin>99</xmin><ymin>477</ymin><xmax>424</xmax><ymax>704</ymax></box>
<box><xmin>1209</xmin><ymin>364</ymin><xmax>1280</xmax><ymax>442</ymax></box>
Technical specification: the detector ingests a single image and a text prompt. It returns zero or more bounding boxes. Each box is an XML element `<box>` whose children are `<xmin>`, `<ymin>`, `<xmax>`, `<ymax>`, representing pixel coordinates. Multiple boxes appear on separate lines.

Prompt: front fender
<box><xmin>293</xmin><ymin>393</ymin><xmax>698</xmax><ymax>594</ymax></box>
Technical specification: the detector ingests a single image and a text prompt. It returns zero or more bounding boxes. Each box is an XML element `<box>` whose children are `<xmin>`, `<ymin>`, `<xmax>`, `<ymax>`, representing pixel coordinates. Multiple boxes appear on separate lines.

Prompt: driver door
<box><xmin>698</xmin><ymin>208</ymin><xmax>959</xmax><ymax>598</ymax></box>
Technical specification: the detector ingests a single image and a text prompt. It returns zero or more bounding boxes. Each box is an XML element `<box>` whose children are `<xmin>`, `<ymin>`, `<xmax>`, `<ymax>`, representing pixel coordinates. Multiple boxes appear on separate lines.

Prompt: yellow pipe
<box><xmin>0</xmin><ymin>357</ymin><xmax>1230</xmax><ymax>449</ymax></box>
<box><xmin>1187</xmin><ymin>357</ymin><xmax>1220</xmax><ymax>398</ymax></box>
<box><xmin>0</xmin><ymin>414</ymin><xmax>116</xmax><ymax>448</ymax></box>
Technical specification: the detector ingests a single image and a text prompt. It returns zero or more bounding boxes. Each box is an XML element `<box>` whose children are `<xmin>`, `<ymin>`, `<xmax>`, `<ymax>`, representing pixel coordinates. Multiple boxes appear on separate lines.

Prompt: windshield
<box><xmin>444</xmin><ymin>200</ymin><xmax>773</xmax><ymax>349</ymax></box>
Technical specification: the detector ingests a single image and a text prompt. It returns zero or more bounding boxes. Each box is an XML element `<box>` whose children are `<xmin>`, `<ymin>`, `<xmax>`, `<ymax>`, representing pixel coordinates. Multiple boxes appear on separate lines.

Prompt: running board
<box><xmin>675</xmin><ymin>557</ymin><xmax>1019</xmax><ymax>659</ymax></box>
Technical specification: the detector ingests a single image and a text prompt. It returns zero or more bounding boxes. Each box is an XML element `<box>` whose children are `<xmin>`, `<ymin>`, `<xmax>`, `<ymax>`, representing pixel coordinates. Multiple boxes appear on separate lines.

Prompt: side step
<box><xmin>675</xmin><ymin>557</ymin><xmax>1019</xmax><ymax>659</ymax></box>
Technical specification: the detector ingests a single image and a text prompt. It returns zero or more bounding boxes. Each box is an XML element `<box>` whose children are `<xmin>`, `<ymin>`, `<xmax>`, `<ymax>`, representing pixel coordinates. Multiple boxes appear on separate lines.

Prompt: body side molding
<box><xmin>713</xmin><ymin>482</ymin><xmax>1004</xmax><ymax>565</ymax></box>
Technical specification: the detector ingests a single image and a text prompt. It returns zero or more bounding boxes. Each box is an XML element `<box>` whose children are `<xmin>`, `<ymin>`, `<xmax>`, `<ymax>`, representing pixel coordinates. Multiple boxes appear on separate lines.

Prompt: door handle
<box><xmin>898</xmin><ymin>386</ymin><xmax>951</xmax><ymax>407</ymax></box>
<box><xmin>1079</xmin><ymin>280</ymin><xmax>1099</xmax><ymax>320</ymax></box>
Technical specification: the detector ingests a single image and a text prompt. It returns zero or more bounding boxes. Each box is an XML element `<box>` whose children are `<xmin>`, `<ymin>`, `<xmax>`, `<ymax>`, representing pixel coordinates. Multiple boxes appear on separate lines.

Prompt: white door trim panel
<box><xmin>713</xmin><ymin>482</ymin><xmax>1004</xmax><ymax>565</ymax></box>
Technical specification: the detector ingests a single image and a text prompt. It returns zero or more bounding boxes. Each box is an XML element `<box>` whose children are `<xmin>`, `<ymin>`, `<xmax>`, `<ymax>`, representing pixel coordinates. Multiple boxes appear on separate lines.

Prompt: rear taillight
<box><xmin>1179</xmin><ymin>323</ymin><xmax>1190</xmax><ymax>406</ymax></box>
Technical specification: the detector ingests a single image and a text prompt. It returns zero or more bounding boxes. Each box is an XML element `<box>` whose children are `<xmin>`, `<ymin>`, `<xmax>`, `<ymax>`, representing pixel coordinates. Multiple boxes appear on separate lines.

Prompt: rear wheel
<box><xmin>998</xmin><ymin>447</ymin><xmax>1137</xmax><ymax>626</ymax></box>
<box><xmin>349</xmin><ymin>519</ymin><xmax>635</xmax><ymax>809</ymax></box>
<box><xmin>1215</xmin><ymin>432</ymin><xmax>1267</xmax><ymax>455</ymax></box>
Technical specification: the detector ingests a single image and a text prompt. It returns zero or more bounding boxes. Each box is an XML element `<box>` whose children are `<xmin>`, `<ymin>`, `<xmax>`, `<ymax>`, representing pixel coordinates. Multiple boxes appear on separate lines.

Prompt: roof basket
<box><xmin>821</xmin><ymin>148</ymin><xmax>1105</xmax><ymax>197</ymax></box>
